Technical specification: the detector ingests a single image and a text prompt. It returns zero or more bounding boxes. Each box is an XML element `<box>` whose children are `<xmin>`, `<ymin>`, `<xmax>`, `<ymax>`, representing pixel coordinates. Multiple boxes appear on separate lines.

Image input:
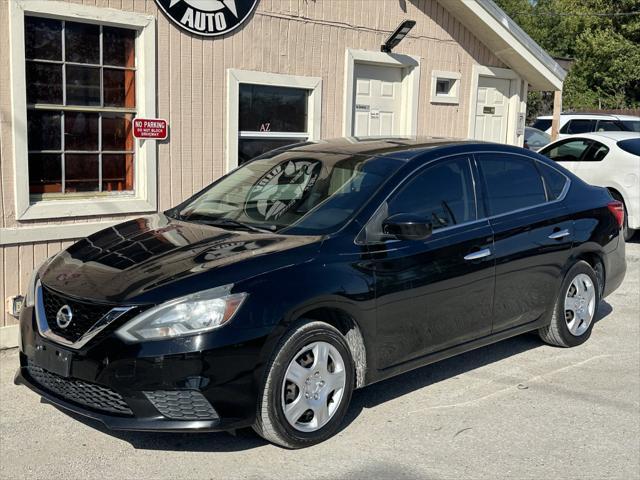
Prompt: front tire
<box><xmin>539</xmin><ymin>260</ymin><xmax>600</xmax><ymax>347</ymax></box>
<box><xmin>253</xmin><ymin>320</ymin><xmax>355</xmax><ymax>448</ymax></box>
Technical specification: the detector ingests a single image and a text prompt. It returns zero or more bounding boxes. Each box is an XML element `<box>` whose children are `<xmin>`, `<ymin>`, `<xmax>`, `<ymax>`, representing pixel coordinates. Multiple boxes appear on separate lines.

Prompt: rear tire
<box><xmin>253</xmin><ymin>320</ymin><xmax>355</xmax><ymax>449</ymax></box>
<box><xmin>539</xmin><ymin>261</ymin><xmax>600</xmax><ymax>347</ymax></box>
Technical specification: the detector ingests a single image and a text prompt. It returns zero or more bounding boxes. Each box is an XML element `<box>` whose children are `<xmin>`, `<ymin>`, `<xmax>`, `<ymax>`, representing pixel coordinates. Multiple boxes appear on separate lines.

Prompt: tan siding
<box><xmin>0</xmin><ymin>0</ymin><xmax>506</xmax><ymax>317</ymax></box>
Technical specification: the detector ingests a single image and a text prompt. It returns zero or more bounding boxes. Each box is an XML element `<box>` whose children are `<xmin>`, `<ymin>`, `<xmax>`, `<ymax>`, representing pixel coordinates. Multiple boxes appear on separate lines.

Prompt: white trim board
<box><xmin>342</xmin><ymin>49</ymin><xmax>421</xmax><ymax>137</ymax></box>
<box><xmin>0</xmin><ymin>221</ymin><xmax>122</xmax><ymax>245</ymax></box>
<box><xmin>225</xmin><ymin>69</ymin><xmax>322</xmax><ymax>173</ymax></box>
<box><xmin>0</xmin><ymin>325</ymin><xmax>19</xmax><ymax>350</ymax></box>
<box><xmin>467</xmin><ymin>65</ymin><xmax>525</xmax><ymax>146</ymax></box>
<box><xmin>9</xmin><ymin>0</ymin><xmax>158</xmax><ymax>221</ymax></box>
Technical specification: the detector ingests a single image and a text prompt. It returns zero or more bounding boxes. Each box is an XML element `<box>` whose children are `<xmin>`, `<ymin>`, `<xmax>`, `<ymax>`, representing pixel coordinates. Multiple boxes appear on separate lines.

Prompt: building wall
<box><xmin>0</xmin><ymin>0</ymin><xmax>505</xmax><ymax>327</ymax></box>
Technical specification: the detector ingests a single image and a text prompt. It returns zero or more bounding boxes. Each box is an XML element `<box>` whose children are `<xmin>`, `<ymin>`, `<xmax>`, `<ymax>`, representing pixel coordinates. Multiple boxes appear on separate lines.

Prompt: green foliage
<box><xmin>493</xmin><ymin>0</ymin><xmax>640</xmax><ymax>113</ymax></box>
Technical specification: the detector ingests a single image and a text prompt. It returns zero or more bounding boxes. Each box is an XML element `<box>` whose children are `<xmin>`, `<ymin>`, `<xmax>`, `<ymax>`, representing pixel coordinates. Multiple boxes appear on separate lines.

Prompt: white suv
<box><xmin>532</xmin><ymin>113</ymin><xmax>640</xmax><ymax>138</ymax></box>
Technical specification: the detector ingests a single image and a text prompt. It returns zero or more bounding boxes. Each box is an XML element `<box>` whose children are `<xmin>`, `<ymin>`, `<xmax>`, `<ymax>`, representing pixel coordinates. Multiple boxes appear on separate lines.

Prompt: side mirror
<box><xmin>382</xmin><ymin>213</ymin><xmax>433</xmax><ymax>241</ymax></box>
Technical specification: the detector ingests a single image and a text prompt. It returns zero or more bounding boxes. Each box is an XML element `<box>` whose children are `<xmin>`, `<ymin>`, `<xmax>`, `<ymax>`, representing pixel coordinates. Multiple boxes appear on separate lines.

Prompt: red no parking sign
<box><xmin>133</xmin><ymin>118</ymin><xmax>168</xmax><ymax>140</ymax></box>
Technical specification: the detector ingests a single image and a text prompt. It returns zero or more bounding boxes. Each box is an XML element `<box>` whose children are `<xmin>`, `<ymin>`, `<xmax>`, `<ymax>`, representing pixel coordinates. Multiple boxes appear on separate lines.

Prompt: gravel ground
<box><xmin>1</xmin><ymin>240</ymin><xmax>639</xmax><ymax>480</ymax></box>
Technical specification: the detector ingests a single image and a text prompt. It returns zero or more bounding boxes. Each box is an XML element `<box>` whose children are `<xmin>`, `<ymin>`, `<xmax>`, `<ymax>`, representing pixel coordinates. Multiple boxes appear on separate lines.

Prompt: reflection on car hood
<box><xmin>40</xmin><ymin>214</ymin><xmax>321</xmax><ymax>303</ymax></box>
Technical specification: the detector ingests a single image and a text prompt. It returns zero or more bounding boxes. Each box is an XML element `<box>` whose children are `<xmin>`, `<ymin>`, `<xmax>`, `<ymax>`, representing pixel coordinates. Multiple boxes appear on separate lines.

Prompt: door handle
<box><xmin>548</xmin><ymin>228</ymin><xmax>570</xmax><ymax>240</ymax></box>
<box><xmin>464</xmin><ymin>248</ymin><xmax>491</xmax><ymax>261</ymax></box>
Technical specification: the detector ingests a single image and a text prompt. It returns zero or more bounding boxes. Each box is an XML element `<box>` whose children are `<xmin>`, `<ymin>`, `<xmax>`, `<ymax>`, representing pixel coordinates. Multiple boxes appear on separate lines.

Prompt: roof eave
<box><xmin>443</xmin><ymin>0</ymin><xmax>566</xmax><ymax>91</ymax></box>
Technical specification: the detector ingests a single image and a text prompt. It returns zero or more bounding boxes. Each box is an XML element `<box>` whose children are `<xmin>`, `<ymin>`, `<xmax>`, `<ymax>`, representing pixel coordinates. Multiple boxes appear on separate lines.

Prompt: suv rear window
<box><xmin>531</xmin><ymin>119</ymin><xmax>552</xmax><ymax>131</ymax></box>
<box><xmin>618</xmin><ymin>139</ymin><xmax>640</xmax><ymax>156</ymax></box>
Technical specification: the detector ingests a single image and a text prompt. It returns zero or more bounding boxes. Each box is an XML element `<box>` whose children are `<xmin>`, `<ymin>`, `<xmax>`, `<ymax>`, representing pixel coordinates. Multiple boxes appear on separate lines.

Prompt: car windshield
<box><xmin>621</xmin><ymin>120</ymin><xmax>640</xmax><ymax>132</ymax></box>
<box><xmin>171</xmin><ymin>149</ymin><xmax>404</xmax><ymax>235</ymax></box>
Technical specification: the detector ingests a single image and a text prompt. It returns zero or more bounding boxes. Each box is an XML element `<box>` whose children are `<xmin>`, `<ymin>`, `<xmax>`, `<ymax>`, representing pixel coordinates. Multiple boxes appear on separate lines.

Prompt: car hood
<box><xmin>40</xmin><ymin>214</ymin><xmax>322</xmax><ymax>304</ymax></box>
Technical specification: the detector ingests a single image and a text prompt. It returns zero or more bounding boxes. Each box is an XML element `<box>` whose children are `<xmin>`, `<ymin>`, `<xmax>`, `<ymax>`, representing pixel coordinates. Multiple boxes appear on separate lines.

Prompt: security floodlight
<box><xmin>381</xmin><ymin>20</ymin><xmax>416</xmax><ymax>53</ymax></box>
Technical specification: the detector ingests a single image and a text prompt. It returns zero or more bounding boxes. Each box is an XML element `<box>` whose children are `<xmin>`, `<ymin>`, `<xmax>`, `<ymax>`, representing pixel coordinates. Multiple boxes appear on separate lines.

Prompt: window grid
<box><xmin>26</xmin><ymin>18</ymin><xmax>136</xmax><ymax>195</ymax></box>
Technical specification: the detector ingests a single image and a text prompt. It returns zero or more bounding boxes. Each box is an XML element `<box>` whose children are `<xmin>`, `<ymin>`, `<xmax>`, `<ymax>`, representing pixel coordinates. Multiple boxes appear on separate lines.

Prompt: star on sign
<box><xmin>168</xmin><ymin>0</ymin><xmax>239</xmax><ymax>18</ymax></box>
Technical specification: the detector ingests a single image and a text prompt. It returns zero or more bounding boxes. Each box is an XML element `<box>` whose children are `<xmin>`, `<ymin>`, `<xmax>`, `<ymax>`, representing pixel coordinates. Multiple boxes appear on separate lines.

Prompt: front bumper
<box><xmin>16</xmin><ymin>305</ymin><xmax>272</xmax><ymax>432</ymax></box>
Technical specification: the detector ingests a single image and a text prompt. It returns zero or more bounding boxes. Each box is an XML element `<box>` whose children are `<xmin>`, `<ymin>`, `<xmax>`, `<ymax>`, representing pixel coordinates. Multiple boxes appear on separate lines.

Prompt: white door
<box><xmin>474</xmin><ymin>76</ymin><xmax>511</xmax><ymax>143</ymax></box>
<box><xmin>352</xmin><ymin>64</ymin><xmax>404</xmax><ymax>137</ymax></box>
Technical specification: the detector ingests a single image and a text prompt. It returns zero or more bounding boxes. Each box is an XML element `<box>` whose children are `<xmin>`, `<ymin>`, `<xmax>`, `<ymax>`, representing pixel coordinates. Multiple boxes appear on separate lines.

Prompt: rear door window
<box><xmin>477</xmin><ymin>154</ymin><xmax>547</xmax><ymax>216</ymax></box>
<box><xmin>621</xmin><ymin>120</ymin><xmax>640</xmax><ymax>132</ymax></box>
<box><xmin>597</xmin><ymin>120</ymin><xmax>624</xmax><ymax>132</ymax></box>
<box><xmin>540</xmin><ymin>139</ymin><xmax>593</xmax><ymax>162</ymax></box>
<box><xmin>537</xmin><ymin>163</ymin><xmax>568</xmax><ymax>200</ymax></box>
<box><xmin>583</xmin><ymin>142</ymin><xmax>609</xmax><ymax>162</ymax></box>
<box><xmin>560</xmin><ymin>119</ymin><xmax>596</xmax><ymax>134</ymax></box>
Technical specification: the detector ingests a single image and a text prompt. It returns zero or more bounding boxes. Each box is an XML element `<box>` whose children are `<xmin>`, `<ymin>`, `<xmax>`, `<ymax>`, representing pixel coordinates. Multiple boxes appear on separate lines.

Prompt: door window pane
<box><xmin>103</xmin><ymin>26</ymin><xmax>136</xmax><ymax>67</ymax></box>
<box><xmin>102</xmin><ymin>114</ymin><xmax>133</xmax><ymax>151</ymax></box>
<box><xmin>239</xmin><ymin>84</ymin><xmax>308</xmax><ymax>132</ymax></box>
<box><xmin>238</xmin><ymin>138</ymin><xmax>304</xmax><ymax>165</ymax></box>
<box><xmin>538</xmin><ymin>164</ymin><xmax>568</xmax><ymax>201</ymax></box>
<box><xmin>65</xmin><ymin>112</ymin><xmax>99</xmax><ymax>151</ymax></box>
<box><xmin>561</xmin><ymin>119</ymin><xmax>595</xmax><ymax>134</ymax></box>
<box><xmin>597</xmin><ymin>120</ymin><xmax>624</xmax><ymax>132</ymax></box>
<box><xmin>584</xmin><ymin>143</ymin><xmax>609</xmax><ymax>162</ymax></box>
<box><xmin>27</xmin><ymin>111</ymin><xmax>61</xmax><ymax>151</ymax></box>
<box><xmin>388</xmin><ymin>157</ymin><xmax>476</xmax><ymax>231</ymax></box>
<box><xmin>28</xmin><ymin>154</ymin><xmax>62</xmax><ymax>193</ymax></box>
<box><xmin>66</xmin><ymin>65</ymin><xmax>101</xmax><ymax>106</ymax></box>
<box><xmin>541</xmin><ymin>139</ymin><xmax>592</xmax><ymax>162</ymax></box>
<box><xmin>26</xmin><ymin>62</ymin><xmax>63</xmax><ymax>104</ymax></box>
<box><xmin>477</xmin><ymin>154</ymin><xmax>546</xmax><ymax>216</ymax></box>
<box><xmin>65</xmin><ymin>154</ymin><xmax>99</xmax><ymax>192</ymax></box>
<box><xmin>103</xmin><ymin>69</ymin><xmax>135</xmax><ymax>107</ymax></box>
<box><xmin>25</xmin><ymin>17</ymin><xmax>62</xmax><ymax>60</ymax></box>
<box><xmin>65</xmin><ymin>22</ymin><xmax>100</xmax><ymax>64</ymax></box>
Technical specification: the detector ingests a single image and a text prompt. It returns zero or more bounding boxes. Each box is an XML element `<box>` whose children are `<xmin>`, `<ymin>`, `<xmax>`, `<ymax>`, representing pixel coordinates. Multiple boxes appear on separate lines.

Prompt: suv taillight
<box><xmin>607</xmin><ymin>201</ymin><xmax>625</xmax><ymax>228</ymax></box>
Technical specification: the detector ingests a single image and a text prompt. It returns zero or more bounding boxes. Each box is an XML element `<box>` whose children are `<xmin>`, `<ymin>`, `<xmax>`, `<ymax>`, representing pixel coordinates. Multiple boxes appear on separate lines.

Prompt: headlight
<box><xmin>116</xmin><ymin>285</ymin><xmax>247</xmax><ymax>343</ymax></box>
<box><xmin>25</xmin><ymin>258</ymin><xmax>52</xmax><ymax>308</ymax></box>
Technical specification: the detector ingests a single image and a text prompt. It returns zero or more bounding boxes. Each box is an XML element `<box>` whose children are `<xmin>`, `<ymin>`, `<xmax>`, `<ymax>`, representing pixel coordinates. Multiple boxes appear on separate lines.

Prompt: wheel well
<box><xmin>607</xmin><ymin>187</ymin><xmax>626</xmax><ymax>205</ymax></box>
<box><xmin>300</xmin><ymin>307</ymin><xmax>367</xmax><ymax>389</ymax></box>
<box><xmin>575</xmin><ymin>253</ymin><xmax>605</xmax><ymax>297</ymax></box>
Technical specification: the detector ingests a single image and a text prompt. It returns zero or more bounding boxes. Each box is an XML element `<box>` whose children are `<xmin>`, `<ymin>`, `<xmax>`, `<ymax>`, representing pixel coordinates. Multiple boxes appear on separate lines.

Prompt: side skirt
<box><xmin>367</xmin><ymin>318</ymin><xmax>548</xmax><ymax>386</ymax></box>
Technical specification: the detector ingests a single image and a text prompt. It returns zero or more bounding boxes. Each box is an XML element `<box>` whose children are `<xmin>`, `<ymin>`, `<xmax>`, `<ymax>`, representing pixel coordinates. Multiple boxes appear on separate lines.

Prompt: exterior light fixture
<box><xmin>381</xmin><ymin>20</ymin><xmax>416</xmax><ymax>53</ymax></box>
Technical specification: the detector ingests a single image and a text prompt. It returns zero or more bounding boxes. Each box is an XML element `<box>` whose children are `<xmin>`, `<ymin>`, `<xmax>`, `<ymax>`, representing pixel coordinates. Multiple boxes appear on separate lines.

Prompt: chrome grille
<box><xmin>42</xmin><ymin>286</ymin><xmax>113</xmax><ymax>342</ymax></box>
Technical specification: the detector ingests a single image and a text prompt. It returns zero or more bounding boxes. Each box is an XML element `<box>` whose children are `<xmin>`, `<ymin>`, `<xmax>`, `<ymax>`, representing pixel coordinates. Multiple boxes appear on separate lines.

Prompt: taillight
<box><xmin>607</xmin><ymin>201</ymin><xmax>625</xmax><ymax>228</ymax></box>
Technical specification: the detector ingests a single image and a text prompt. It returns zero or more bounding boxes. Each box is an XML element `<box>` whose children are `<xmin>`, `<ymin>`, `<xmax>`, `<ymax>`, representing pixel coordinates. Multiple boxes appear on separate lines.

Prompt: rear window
<box><xmin>531</xmin><ymin>119</ymin><xmax>552</xmax><ymax>131</ymax></box>
<box><xmin>621</xmin><ymin>121</ymin><xmax>640</xmax><ymax>133</ymax></box>
<box><xmin>618</xmin><ymin>139</ymin><xmax>640</xmax><ymax>156</ymax></box>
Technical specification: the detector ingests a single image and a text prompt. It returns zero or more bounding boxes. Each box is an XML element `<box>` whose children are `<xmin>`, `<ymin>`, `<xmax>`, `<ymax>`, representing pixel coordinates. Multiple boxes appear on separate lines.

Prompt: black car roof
<box><xmin>284</xmin><ymin>136</ymin><xmax>483</xmax><ymax>160</ymax></box>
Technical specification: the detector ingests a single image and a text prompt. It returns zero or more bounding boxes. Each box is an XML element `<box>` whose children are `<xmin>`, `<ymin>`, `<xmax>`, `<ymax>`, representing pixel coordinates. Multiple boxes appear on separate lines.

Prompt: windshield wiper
<box><xmin>195</xmin><ymin>217</ymin><xmax>276</xmax><ymax>234</ymax></box>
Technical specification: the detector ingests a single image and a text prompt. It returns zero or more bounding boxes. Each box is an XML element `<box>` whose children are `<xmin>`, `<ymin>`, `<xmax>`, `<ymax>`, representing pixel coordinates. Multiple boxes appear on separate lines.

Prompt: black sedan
<box><xmin>16</xmin><ymin>138</ymin><xmax>626</xmax><ymax>448</ymax></box>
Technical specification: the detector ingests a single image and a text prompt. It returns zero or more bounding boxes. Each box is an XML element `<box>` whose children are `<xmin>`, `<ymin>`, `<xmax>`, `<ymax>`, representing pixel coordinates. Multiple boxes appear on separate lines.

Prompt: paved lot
<box><xmin>1</xmin><ymin>240</ymin><xmax>639</xmax><ymax>480</ymax></box>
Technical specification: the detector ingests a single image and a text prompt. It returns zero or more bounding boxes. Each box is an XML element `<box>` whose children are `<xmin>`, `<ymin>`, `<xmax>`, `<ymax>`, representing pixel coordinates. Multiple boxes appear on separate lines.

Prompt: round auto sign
<box><xmin>155</xmin><ymin>0</ymin><xmax>259</xmax><ymax>37</ymax></box>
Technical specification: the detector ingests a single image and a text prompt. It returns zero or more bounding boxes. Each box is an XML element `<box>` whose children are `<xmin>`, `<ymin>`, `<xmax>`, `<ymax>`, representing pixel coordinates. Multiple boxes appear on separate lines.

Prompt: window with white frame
<box><xmin>9</xmin><ymin>1</ymin><xmax>156</xmax><ymax>221</ymax></box>
<box><xmin>430</xmin><ymin>70</ymin><xmax>461</xmax><ymax>104</ymax></box>
<box><xmin>25</xmin><ymin>16</ymin><xmax>136</xmax><ymax>197</ymax></box>
<box><xmin>226</xmin><ymin>69</ymin><xmax>322</xmax><ymax>172</ymax></box>
<box><xmin>238</xmin><ymin>84</ymin><xmax>309</xmax><ymax>164</ymax></box>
